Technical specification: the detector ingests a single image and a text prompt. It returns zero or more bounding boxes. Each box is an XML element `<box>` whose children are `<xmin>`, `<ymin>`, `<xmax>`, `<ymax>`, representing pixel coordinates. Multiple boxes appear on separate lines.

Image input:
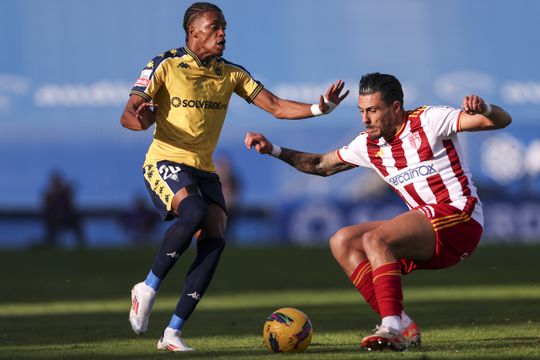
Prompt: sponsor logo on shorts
<box><xmin>170</xmin><ymin>96</ymin><xmax>227</xmax><ymax>110</ymax></box>
<box><xmin>387</xmin><ymin>161</ymin><xmax>437</xmax><ymax>187</ymax></box>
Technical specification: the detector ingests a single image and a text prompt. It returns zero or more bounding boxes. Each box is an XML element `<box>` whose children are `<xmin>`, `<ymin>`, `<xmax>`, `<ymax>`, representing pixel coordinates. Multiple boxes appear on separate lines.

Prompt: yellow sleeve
<box><xmin>233</xmin><ymin>68</ymin><xmax>264</xmax><ymax>103</ymax></box>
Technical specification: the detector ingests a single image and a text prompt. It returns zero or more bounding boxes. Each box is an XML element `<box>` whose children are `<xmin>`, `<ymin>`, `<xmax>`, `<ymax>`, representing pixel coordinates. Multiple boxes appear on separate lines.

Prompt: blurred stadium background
<box><xmin>1</xmin><ymin>0</ymin><xmax>540</xmax><ymax>248</ymax></box>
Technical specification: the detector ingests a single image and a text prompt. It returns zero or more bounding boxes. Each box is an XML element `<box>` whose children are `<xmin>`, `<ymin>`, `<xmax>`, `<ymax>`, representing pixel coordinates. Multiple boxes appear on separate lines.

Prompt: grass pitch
<box><xmin>0</xmin><ymin>244</ymin><xmax>539</xmax><ymax>359</ymax></box>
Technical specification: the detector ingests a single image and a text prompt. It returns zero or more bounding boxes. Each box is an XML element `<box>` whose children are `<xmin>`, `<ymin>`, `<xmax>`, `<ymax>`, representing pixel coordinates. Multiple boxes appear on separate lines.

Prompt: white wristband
<box><xmin>310</xmin><ymin>103</ymin><xmax>323</xmax><ymax>116</ymax></box>
<box><xmin>270</xmin><ymin>144</ymin><xmax>282</xmax><ymax>158</ymax></box>
<box><xmin>310</xmin><ymin>97</ymin><xmax>338</xmax><ymax>116</ymax></box>
<box><xmin>482</xmin><ymin>103</ymin><xmax>492</xmax><ymax>117</ymax></box>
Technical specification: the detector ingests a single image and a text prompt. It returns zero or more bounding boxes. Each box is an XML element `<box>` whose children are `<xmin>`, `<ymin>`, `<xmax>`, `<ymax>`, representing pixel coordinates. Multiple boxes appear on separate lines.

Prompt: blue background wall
<box><xmin>1</xmin><ymin>0</ymin><xmax>539</xmax><ymax>246</ymax></box>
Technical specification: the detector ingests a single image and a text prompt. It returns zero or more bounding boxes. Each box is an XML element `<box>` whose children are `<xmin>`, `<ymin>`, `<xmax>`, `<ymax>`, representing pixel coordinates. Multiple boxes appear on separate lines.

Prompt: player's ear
<box><xmin>393</xmin><ymin>100</ymin><xmax>402</xmax><ymax>113</ymax></box>
<box><xmin>189</xmin><ymin>26</ymin><xmax>197</xmax><ymax>39</ymax></box>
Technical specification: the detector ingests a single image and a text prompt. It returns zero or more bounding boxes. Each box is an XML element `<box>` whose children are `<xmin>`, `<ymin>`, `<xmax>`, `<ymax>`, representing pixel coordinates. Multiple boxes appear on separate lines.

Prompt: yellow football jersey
<box><xmin>130</xmin><ymin>46</ymin><xmax>263</xmax><ymax>172</ymax></box>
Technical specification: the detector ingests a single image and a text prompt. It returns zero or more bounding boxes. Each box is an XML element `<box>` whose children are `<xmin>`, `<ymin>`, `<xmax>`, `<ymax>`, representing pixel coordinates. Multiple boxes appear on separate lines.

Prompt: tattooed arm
<box><xmin>244</xmin><ymin>131</ymin><xmax>355</xmax><ymax>177</ymax></box>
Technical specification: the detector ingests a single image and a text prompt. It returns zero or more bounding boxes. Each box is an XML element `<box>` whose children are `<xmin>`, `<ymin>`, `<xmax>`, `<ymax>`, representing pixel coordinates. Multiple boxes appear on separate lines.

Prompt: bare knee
<box><xmin>360</xmin><ymin>231</ymin><xmax>396</xmax><ymax>266</ymax></box>
<box><xmin>361</xmin><ymin>231</ymin><xmax>383</xmax><ymax>252</ymax></box>
<box><xmin>329</xmin><ymin>227</ymin><xmax>361</xmax><ymax>261</ymax></box>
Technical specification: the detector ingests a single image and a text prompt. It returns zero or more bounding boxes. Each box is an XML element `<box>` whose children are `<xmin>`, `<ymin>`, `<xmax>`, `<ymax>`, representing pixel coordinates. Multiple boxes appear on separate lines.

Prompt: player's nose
<box><xmin>361</xmin><ymin>113</ymin><xmax>370</xmax><ymax>124</ymax></box>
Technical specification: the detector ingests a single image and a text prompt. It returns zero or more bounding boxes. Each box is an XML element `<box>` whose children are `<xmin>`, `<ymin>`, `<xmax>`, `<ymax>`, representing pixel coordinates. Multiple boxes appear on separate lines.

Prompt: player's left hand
<box><xmin>244</xmin><ymin>132</ymin><xmax>273</xmax><ymax>154</ymax></box>
<box><xmin>318</xmin><ymin>80</ymin><xmax>350</xmax><ymax>114</ymax></box>
<box><xmin>462</xmin><ymin>95</ymin><xmax>487</xmax><ymax>115</ymax></box>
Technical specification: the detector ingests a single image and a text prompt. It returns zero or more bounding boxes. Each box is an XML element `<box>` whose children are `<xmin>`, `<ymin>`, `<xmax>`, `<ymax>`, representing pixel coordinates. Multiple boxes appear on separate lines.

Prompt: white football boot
<box><xmin>129</xmin><ymin>282</ymin><xmax>156</xmax><ymax>335</ymax></box>
<box><xmin>157</xmin><ymin>327</ymin><xmax>195</xmax><ymax>352</ymax></box>
<box><xmin>361</xmin><ymin>325</ymin><xmax>410</xmax><ymax>351</ymax></box>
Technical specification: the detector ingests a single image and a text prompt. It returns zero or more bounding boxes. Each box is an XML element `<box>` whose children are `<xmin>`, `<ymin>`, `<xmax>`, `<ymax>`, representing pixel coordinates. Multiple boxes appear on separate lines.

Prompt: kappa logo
<box><xmin>187</xmin><ymin>292</ymin><xmax>201</xmax><ymax>300</ymax></box>
<box><xmin>158</xmin><ymin>164</ymin><xmax>182</xmax><ymax>182</ymax></box>
<box><xmin>178</xmin><ymin>62</ymin><xmax>191</xmax><ymax>69</ymax></box>
<box><xmin>166</xmin><ymin>251</ymin><xmax>180</xmax><ymax>259</ymax></box>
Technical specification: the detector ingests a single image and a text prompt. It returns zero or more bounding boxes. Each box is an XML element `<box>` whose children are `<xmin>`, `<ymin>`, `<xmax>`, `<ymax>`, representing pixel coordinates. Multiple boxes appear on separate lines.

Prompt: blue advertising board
<box><xmin>1</xmin><ymin>0</ymin><xmax>539</xmax><ymax>245</ymax></box>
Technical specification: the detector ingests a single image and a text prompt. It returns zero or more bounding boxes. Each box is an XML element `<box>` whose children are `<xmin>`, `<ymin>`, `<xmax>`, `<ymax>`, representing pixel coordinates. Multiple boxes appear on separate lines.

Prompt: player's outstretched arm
<box><xmin>252</xmin><ymin>80</ymin><xmax>349</xmax><ymax>120</ymax></box>
<box><xmin>120</xmin><ymin>94</ymin><xmax>158</xmax><ymax>131</ymax></box>
<box><xmin>244</xmin><ymin>131</ymin><xmax>354</xmax><ymax>176</ymax></box>
<box><xmin>458</xmin><ymin>95</ymin><xmax>512</xmax><ymax>132</ymax></box>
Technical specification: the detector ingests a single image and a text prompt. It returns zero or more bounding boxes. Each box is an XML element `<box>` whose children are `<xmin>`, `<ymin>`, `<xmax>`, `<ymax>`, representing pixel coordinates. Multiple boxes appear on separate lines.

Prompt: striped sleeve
<box><xmin>337</xmin><ymin>134</ymin><xmax>370</xmax><ymax>168</ymax></box>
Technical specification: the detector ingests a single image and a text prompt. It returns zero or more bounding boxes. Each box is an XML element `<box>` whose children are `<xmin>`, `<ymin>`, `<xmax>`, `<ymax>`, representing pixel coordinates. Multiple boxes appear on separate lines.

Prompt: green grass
<box><xmin>0</xmin><ymin>245</ymin><xmax>539</xmax><ymax>359</ymax></box>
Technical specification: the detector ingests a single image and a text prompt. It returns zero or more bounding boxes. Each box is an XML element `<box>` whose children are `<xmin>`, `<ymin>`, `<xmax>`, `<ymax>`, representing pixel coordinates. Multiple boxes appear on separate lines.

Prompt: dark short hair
<box><xmin>183</xmin><ymin>2</ymin><xmax>223</xmax><ymax>41</ymax></box>
<box><xmin>359</xmin><ymin>73</ymin><xmax>404</xmax><ymax>108</ymax></box>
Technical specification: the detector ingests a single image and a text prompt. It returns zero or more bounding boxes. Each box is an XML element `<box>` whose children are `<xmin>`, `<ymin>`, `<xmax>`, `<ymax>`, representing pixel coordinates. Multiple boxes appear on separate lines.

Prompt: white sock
<box><xmin>381</xmin><ymin>315</ymin><xmax>402</xmax><ymax>331</ymax></box>
<box><xmin>401</xmin><ymin>311</ymin><xmax>413</xmax><ymax>328</ymax></box>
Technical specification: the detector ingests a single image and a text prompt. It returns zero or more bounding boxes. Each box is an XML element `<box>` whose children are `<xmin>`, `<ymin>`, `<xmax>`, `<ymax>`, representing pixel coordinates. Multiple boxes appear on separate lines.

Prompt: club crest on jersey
<box><xmin>158</xmin><ymin>164</ymin><xmax>181</xmax><ymax>182</ymax></box>
<box><xmin>408</xmin><ymin>132</ymin><xmax>422</xmax><ymax>149</ymax></box>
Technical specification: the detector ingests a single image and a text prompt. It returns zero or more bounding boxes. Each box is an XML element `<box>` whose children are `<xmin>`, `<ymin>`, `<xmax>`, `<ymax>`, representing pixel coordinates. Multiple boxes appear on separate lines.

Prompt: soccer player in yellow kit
<box><xmin>120</xmin><ymin>2</ymin><xmax>349</xmax><ymax>352</ymax></box>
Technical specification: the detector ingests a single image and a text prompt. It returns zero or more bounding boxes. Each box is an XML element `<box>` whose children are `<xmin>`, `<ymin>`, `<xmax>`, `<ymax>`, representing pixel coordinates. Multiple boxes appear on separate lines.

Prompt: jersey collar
<box><xmin>183</xmin><ymin>46</ymin><xmax>217</xmax><ymax>68</ymax></box>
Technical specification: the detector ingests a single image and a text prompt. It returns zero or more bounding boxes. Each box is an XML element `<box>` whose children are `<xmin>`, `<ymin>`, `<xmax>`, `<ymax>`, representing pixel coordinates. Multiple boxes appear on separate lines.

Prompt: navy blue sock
<box><xmin>174</xmin><ymin>237</ymin><xmax>226</xmax><ymax>321</ymax></box>
<box><xmin>150</xmin><ymin>194</ymin><xmax>207</xmax><ymax>280</ymax></box>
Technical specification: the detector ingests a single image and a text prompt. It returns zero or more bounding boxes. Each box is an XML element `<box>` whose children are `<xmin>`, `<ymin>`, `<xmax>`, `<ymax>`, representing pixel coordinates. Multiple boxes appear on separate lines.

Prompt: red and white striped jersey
<box><xmin>337</xmin><ymin>105</ymin><xmax>483</xmax><ymax>225</ymax></box>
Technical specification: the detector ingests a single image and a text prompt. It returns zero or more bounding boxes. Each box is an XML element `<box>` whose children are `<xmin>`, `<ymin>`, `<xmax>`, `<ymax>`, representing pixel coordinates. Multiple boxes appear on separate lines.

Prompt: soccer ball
<box><xmin>263</xmin><ymin>307</ymin><xmax>313</xmax><ymax>353</ymax></box>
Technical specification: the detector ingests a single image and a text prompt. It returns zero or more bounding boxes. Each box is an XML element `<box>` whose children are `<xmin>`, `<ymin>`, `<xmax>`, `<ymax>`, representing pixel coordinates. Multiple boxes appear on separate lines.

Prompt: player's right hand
<box><xmin>244</xmin><ymin>132</ymin><xmax>273</xmax><ymax>154</ymax></box>
<box><xmin>461</xmin><ymin>95</ymin><xmax>486</xmax><ymax>115</ymax></box>
<box><xmin>319</xmin><ymin>79</ymin><xmax>350</xmax><ymax>113</ymax></box>
<box><xmin>136</xmin><ymin>102</ymin><xmax>158</xmax><ymax>125</ymax></box>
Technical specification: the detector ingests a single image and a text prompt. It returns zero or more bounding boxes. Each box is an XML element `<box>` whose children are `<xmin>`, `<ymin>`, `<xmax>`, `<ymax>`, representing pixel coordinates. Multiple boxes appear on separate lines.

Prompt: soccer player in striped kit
<box><xmin>245</xmin><ymin>72</ymin><xmax>512</xmax><ymax>351</ymax></box>
<box><xmin>120</xmin><ymin>2</ymin><xmax>349</xmax><ymax>352</ymax></box>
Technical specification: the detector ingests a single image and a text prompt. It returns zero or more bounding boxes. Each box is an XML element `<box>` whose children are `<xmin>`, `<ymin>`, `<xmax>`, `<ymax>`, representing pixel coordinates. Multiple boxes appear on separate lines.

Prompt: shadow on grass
<box><xmin>2</xmin><ymin>245</ymin><xmax>539</xmax><ymax>304</ymax></box>
<box><xmin>1</xmin><ymin>298</ymin><xmax>537</xmax><ymax>346</ymax></box>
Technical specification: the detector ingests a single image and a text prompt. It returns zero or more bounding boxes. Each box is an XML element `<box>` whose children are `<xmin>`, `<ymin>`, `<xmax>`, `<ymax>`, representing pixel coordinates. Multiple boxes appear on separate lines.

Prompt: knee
<box><xmin>198</xmin><ymin>236</ymin><xmax>226</xmax><ymax>254</ymax></box>
<box><xmin>360</xmin><ymin>231</ymin><xmax>384</xmax><ymax>253</ymax></box>
<box><xmin>178</xmin><ymin>195</ymin><xmax>208</xmax><ymax>227</ymax></box>
<box><xmin>329</xmin><ymin>228</ymin><xmax>353</xmax><ymax>257</ymax></box>
<box><xmin>212</xmin><ymin>237</ymin><xmax>226</xmax><ymax>251</ymax></box>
